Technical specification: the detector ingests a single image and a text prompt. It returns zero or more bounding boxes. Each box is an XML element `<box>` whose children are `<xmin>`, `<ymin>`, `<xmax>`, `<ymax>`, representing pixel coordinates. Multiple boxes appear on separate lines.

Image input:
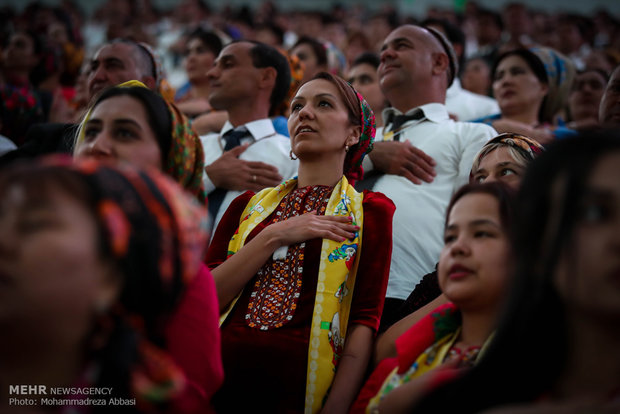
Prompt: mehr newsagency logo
<box><xmin>8</xmin><ymin>385</ymin><xmax>136</xmax><ymax>408</ymax></box>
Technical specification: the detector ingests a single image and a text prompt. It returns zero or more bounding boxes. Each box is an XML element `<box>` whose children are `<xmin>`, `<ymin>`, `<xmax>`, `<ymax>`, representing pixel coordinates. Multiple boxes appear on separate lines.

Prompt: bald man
<box><xmin>356</xmin><ymin>25</ymin><xmax>496</xmax><ymax>328</ymax></box>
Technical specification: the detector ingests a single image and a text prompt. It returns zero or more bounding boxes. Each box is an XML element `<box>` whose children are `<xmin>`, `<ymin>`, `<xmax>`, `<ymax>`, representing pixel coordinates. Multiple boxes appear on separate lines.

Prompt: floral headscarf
<box><xmin>76</xmin><ymin>80</ymin><xmax>207</xmax><ymax>204</ymax></box>
<box><xmin>529</xmin><ymin>47</ymin><xmax>576</xmax><ymax>123</ymax></box>
<box><xmin>31</xmin><ymin>156</ymin><xmax>209</xmax><ymax>409</ymax></box>
<box><xmin>344</xmin><ymin>88</ymin><xmax>375</xmax><ymax>183</ymax></box>
<box><xmin>485</xmin><ymin>132</ymin><xmax>545</xmax><ymax>159</ymax></box>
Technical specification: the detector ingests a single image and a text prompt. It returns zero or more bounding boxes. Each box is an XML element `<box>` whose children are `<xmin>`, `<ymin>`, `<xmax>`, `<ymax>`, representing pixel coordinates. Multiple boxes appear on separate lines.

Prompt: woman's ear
<box><xmin>347</xmin><ymin>125</ymin><xmax>362</xmax><ymax>147</ymax></box>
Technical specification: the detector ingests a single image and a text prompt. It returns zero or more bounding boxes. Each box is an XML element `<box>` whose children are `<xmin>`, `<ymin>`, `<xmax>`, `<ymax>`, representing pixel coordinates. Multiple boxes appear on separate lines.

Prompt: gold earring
<box><xmin>290</xmin><ymin>149</ymin><xmax>298</xmax><ymax>160</ymax></box>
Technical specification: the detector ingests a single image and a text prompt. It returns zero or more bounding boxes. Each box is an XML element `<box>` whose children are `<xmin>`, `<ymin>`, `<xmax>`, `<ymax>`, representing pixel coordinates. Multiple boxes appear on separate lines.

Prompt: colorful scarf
<box><xmin>344</xmin><ymin>89</ymin><xmax>375</xmax><ymax>183</ymax></box>
<box><xmin>486</xmin><ymin>132</ymin><xmax>545</xmax><ymax>158</ymax></box>
<box><xmin>221</xmin><ymin>175</ymin><xmax>364</xmax><ymax>413</ymax></box>
<box><xmin>75</xmin><ymin>80</ymin><xmax>207</xmax><ymax>203</ymax></box>
<box><xmin>367</xmin><ymin>303</ymin><xmax>493</xmax><ymax>412</ymax></box>
<box><xmin>530</xmin><ymin>47</ymin><xmax>576</xmax><ymax>123</ymax></box>
<box><xmin>38</xmin><ymin>156</ymin><xmax>209</xmax><ymax>409</ymax></box>
<box><xmin>164</xmin><ymin>91</ymin><xmax>207</xmax><ymax>204</ymax></box>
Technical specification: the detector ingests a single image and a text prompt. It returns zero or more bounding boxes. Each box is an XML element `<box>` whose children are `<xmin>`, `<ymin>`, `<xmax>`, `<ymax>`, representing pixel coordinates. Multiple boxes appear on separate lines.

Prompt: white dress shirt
<box><xmin>368</xmin><ymin>103</ymin><xmax>497</xmax><ymax>300</ymax></box>
<box><xmin>445</xmin><ymin>79</ymin><xmax>500</xmax><ymax>121</ymax></box>
<box><xmin>200</xmin><ymin>118</ymin><xmax>299</xmax><ymax>229</ymax></box>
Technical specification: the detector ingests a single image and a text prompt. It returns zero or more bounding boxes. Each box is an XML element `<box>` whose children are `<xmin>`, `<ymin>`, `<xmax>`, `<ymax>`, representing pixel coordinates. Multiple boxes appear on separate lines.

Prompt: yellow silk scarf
<box><xmin>220</xmin><ymin>175</ymin><xmax>364</xmax><ymax>413</ymax></box>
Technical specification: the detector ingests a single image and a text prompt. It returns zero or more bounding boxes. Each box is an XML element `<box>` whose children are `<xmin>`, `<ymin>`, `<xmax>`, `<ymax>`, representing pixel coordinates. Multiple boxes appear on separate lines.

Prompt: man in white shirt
<box><xmin>200</xmin><ymin>41</ymin><xmax>299</xmax><ymax>229</ymax></box>
<box><xmin>358</xmin><ymin>25</ymin><xmax>497</xmax><ymax>329</ymax></box>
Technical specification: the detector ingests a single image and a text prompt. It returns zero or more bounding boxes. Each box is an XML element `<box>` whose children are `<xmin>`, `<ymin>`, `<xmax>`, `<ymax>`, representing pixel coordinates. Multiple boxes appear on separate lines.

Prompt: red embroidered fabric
<box><xmin>246</xmin><ymin>185</ymin><xmax>332</xmax><ymax>330</ymax></box>
<box><xmin>205</xmin><ymin>189</ymin><xmax>395</xmax><ymax>413</ymax></box>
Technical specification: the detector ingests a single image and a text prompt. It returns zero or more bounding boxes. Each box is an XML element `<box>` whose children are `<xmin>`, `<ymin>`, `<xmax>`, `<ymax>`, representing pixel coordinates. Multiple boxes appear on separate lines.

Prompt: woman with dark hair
<box><xmin>476</xmin><ymin>48</ymin><xmax>577</xmax><ymax>145</ymax></box>
<box><xmin>207</xmin><ymin>72</ymin><xmax>395</xmax><ymax>413</ymax></box>
<box><xmin>73</xmin><ymin>80</ymin><xmax>206</xmax><ymax>203</ymax></box>
<box><xmin>353</xmin><ymin>182</ymin><xmax>518</xmax><ymax>413</ymax></box>
<box><xmin>0</xmin><ymin>157</ymin><xmax>221</xmax><ymax>413</ymax></box>
<box><xmin>411</xmin><ymin>129</ymin><xmax>620</xmax><ymax>413</ymax></box>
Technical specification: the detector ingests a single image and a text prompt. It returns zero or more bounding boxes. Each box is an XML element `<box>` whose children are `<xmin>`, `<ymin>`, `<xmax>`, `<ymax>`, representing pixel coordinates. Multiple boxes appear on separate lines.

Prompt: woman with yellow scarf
<box><xmin>207</xmin><ymin>72</ymin><xmax>395</xmax><ymax>413</ymax></box>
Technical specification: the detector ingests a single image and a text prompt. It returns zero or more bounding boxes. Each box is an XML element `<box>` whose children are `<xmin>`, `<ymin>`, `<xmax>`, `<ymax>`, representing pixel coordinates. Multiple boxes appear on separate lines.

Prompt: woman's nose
<box><xmin>450</xmin><ymin>235</ymin><xmax>471</xmax><ymax>256</ymax></box>
<box><xmin>298</xmin><ymin>102</ymin><xmax>317</xmax><ymax>120</ymax></box>
<box><xmin>82</xmin><ymin>133</ymin><xmax>113</xmax><ymax>159</ymax></box>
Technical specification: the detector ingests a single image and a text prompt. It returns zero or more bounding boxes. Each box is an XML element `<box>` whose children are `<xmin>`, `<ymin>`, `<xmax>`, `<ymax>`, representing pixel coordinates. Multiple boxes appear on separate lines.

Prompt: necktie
<box><xmin>208</xmin><ymin>127</ymin><xmax>251</xmax><ymax>228</ymax></box>
<box><xmin>354</xmin><ymin>109</ymin><xmax>425</xmax><ymax>191</ymax></box>
<box><xmin>222</xmin><ymin>127</ymin><xmax>249</xmax><ymax>150</ymax></box>
<box><xmin>387</xmin><ymin>109</ymin><xmax>425</xmax><ymax>141</ymax></box>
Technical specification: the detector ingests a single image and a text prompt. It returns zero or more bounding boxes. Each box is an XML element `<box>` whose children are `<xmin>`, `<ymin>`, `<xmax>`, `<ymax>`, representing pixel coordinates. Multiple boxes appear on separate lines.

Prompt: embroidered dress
<box><xmin>247</xmin><ymin>185</ymin><xmax>332</xmax><ymax>330</ymax></box>
<box><xmin>207</xmin><ymin>185</ymin><xmax>394</xmax><ymax>413</ymax></box>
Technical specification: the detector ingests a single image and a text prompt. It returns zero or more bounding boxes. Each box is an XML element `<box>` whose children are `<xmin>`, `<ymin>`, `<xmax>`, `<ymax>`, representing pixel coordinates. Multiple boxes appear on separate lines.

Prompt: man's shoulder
<box><xmin>446</xmin><ymin>90</ymin><xmax>499</xmax><ymax>121</ymax></box>
<box><xmin>452</xmin><ymin>119</ymin><xmax>497</xmax><ymax>136</ymax></box>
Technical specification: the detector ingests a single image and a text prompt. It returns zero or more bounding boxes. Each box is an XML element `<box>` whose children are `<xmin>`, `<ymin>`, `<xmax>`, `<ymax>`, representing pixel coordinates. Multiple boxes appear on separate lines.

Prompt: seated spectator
<box><xmin>346</xmin><ymin>52</ymin><xmax>389</xmax><ymax>127</ymax></box>
<box><xmin>344</xmin><ymin>30</ymin><xmax>372</xmax><ymax>69</ymax></box>
<box><xmin>499</xmin><ymin>3</ymin><xmax>537</xmax><ymax>53</ymax></box>
<box><xmin>461</xmin><ymin>56</ymin><xmax>493</xmax><ymax>96</ymax></box>
<box><xmin>557</xmin><ymin>14</ymin><xmax>592</xmax><ymax>71</ymax></box>
<box><xmin>207</xmin><ymin>73</ymin><xmax>394</xmax><ymax>413</ymax></box>
<box><xmin>411</xmin><ymin>128</ymin><xmax>620</xmax><ymax>413</ymax></box>
<box><xmin>290</xmin><ymin>36</ymin><xmax>328</xmax><ymax>85</ymax></box>
<box><xmin>199</xmin><ymin>40</ymin><xmax>298</xmax><ymax>229</ymax></box>
<box><xmin>476</xmin><ymin>48</ymin><xmax>577</xmax><ymax>145</ymax></box>
<box><xmin>472</xmin><ymin>8</ymin><xmax>503</xmax><ymax>67</ymax></box>
<box><xmin>352</xmin><ymin>182</ymin><xmax>517</xmax><ymax>413</ymax></box>
<box><xmin>174</xmin><ymin>27</ymin><xmax>224</xmax><ymax>119</ymax></box>
<box><xmin>375</xmin><ymin>133</ymin><xmax>544</xmax><ymax>364</ymax></box>
<box><xmin>354</xmin><ymin>25</ymin><xmax>496</xmax><ymax>330</ymax></box>
<box><xmin>254</xmin><ymin>22</ymin><xmax>285</xmax><ymax>48</ymax></box>
<box><xmin>73</xmin><ymin>80</ymin><xmax>206</xmax><ymax>203</ymax></box>
<box><xmin>0</xmin><ymin>38</ymin><xmax>169</xmax><ymax>167</ymax></box>
<box><xmin>566</xmin><ymin>68</ymin><xmax>608</xmax><ymax>130</ymax></box>
<box><xmin>0</xmin><ymin>157</ymin><xmax>222</xmax><ymax>413</ymax></box>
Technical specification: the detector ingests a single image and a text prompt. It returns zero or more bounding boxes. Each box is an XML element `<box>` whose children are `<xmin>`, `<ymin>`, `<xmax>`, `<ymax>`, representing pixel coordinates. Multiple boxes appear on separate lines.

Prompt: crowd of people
<box><xmin>1</xmin><ymin>0</ymin><xmax>620</xmax><ymax>413</ymax></box>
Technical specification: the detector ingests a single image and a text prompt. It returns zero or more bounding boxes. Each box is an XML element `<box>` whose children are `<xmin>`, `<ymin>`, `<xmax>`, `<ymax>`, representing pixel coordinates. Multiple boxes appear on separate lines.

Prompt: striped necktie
<box><xmin>208</xmin><ymin>127</ymin><xmax>251</xmax><ymax>228</ymax></box>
